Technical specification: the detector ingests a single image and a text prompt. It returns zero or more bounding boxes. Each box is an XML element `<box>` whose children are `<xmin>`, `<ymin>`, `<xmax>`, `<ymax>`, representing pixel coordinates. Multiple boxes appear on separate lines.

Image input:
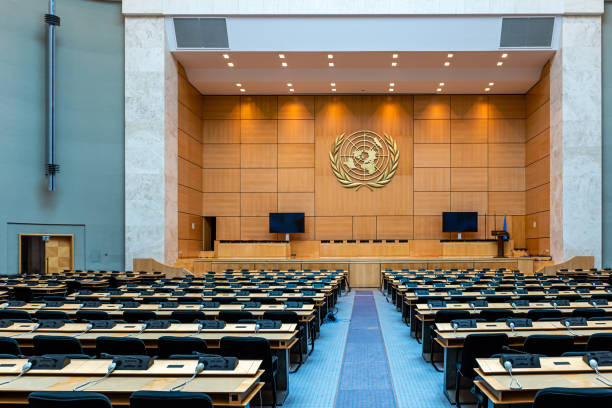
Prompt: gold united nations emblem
<box><xmin>329</xmin><ymin>130</ymin><xmax>399</xmax><ymax>190</ymax></box>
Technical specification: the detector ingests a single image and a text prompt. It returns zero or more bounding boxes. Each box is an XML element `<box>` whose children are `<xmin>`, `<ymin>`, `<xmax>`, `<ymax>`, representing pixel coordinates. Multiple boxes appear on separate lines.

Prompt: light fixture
<box><xmin>281</xmin><ymin>62</ymin><xmax>288</xmax><ymax>67</ymax></box>
<box><xmin>439</xmin><ymin>82</ymin><xmax>445</xmax><ymax>86</ymax></box>
<box><xmin>436</xmin><ymin>88</ymin><xmax>442</xmax><ymax>92</ymax></box>
<box><xmin>389</xmin><ymin>82</ymin><xmax>395</xmax><ymax>87</ymax></box>
<box><xmin>328</xmin><ymin>54</ymin><xmax>334</xmax><ymax>59</ymax></box>
<box><xmin>227</xmin><ymin>62</ymin><xmax>234</xmax><ymax>67</ymax></box>
<box><xmin>331</xmin><ymin>88</ymin><xmax>336</xmax><ymax>92</ymax></box>
<box><xmin>392</xmin><ymin>53</ymin><xmax>398</xmax><ymax>59</ymax></box>
<box><xmin>328</xmin><ymin>62</ymin><xmax>334</xmax><ymax>67</ymax></box>
<box><xmin>330</xmin><ymin>82</ymin><xmax>336</xmax><ymax>86</ymax></box>
<box><xmin>235</xmin><ymin>83</ymin><xmax>242</xmax><ymax>87</ymax></box>
<box><xmin>391</xmin><ymin>62</ymin><xmax>398</xmax><ymax>67</ymax></box>
<box><xmin>497</xmin><ymin>61</ymin><xmax>503</xmax><ymax>66</ymax></box>
<box><xmin>289</xmin><ymin>88</ymin><xmax>295</xmax><ymax>92</ymax></box>
<box><xmin>501</xmin><ymin>53</ymin><xmax>508</xmax><ymax>58</ymax></box>
<box><xmin>488</xmin><ymin>82</ymin><xmax>494</xmax><ymax>86</ymax></box>
<box><xmin>222</xmin><ymin>54</ymin><xmax>230</xmax><ymax>59</ymax></box>
<box><xmin>444</xmin><ymin>61</ymin><xmax>450</xmax><ymax>67</ymax></box>
<box><xmin>287</xmin><ymin>83</ymin><xmax>292</xmax><ymax>87</ymax></box>
<box><xmin>389</xmin><ymin>88</ymin><xmax>394</xmax><ymax>92</ymax></box>
<box><xmin>448</xmin><ymin>53</ymin><xmax>454</xmax><ymax>58</ymax></box>
<box><xmin>240</xmin><ymin>88</ymin><xmax>246</xmax><ymax>92</ymax></box>
<box><xmin>279</xmin><ymin>54</ymin><xmax>285</xmax><ymax>59</ymax></box>
<box><xmin>485</xmin><ymin>87</ymin><xmax>491</xmax><ymax>92</ymax></box>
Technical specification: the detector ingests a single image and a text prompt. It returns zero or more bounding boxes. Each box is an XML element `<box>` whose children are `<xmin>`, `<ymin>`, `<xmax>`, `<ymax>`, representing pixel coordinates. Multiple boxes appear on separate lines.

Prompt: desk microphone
<box><xmin>10</xmin><ymin>323</ymin><xmax>40</xmax><ymax>338</ymax></box>
<box><xmin>501</xmin><ymin>345</ymin><xmax>531</xmax><ymax>355</ymax></box>
<box><xmin>563</xmin><ymin>320</ymin><xmax>578</xmax><ymax>336</ymax></box>
<box><xmin>508</xmin><ymin>321</ymin><xmax>515</xmax><ymax>334</ymax></box>
<box><xmin>170</xmin><ymin>362</ymin><xmax>205</xmax><ymax>392</ymax></box>
<box><xmin>503</xmin><ymin>360</ymin><xmax>522</xmax><ymax>389</ymax></box>
<box><xmin>0</xmin><ymin>361</ymin><xmax>32</xmax><ymax>386</ymax></box>
<box><xmin>452</xmin><ymin>322</ymin><xmax>458</xmax><ymax>336</ymax></box>
<box><xmin>73</xmin><ymin>361</ymin><xmax>117</xmax><ymax>391</ymax></box>
<box><xmin>551</xmin><ymin>301</ymin><xmax>558</xmax><ymax>310</ymax></box>
<box><xmin>511</xmin><ymin>302</ymin><xmax>519</xmax><ymax>312</ymax></box>
<box><xmin>589</xmin><ymin>359</ymin><xmax>612</xmax><ymax>386</ymax></box>
<box><xmin>254</xmin><ymin>323</ymin><xmax>261</xmax><ymax>333</ymax></box>
<box><xmin>187</xmin><ymin>322</ymin><xmax>204</xmax><ymax>338</ymax></box>
<box><xmin>127</xmin><ymin>322</ymin><xmax>148</xmax><ymax>337</ymax></box>
<box><xmin>74</xmin><ymin>323</ymin><xmax>93</xmax><ymax>337</ymax></box>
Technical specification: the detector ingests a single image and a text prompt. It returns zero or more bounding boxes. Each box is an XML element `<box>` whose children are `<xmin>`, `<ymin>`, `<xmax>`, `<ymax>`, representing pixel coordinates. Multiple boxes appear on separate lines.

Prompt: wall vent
<box><xmin>500</xmin><ymin>17</ymin><xmax>554</xmax><ymax>48</ymax></box>
<box><xmin>173</xmin><ymin>18</ymin><xmax>228</xmax><ymax>49</ymax></box>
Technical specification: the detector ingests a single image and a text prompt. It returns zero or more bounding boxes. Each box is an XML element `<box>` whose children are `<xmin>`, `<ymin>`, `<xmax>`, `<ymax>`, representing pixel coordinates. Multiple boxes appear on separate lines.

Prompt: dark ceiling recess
<box><xmin>174</xmin><ymin>18</ymin><xmax>229</xmax><ymax>49</ymax></box>
<box><xmin>500</xmin><ymin>17</ymin><xmax>554</xmax><ymax>48</ymax></box>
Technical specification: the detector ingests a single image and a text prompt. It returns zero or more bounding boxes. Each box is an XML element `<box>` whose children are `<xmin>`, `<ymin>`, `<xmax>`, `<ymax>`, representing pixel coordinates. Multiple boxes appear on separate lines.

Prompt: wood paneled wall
<box><xmin>525</xmin><ymin>63</ymin><xmax>551</xmax><ymax>256</ymax></box>
<box><xmin>177</xmin><ymin>65</ymin><xmax>203</xmax><ymax>257</ymax></box>
<box><xmin>199</xmin><ymin>94</ymin><xmax>528</xmax><ymax>248</ymax></box>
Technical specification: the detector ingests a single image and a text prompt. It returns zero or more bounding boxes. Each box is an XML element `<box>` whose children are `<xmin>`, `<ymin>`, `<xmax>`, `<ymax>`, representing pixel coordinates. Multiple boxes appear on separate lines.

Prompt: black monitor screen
<box><xmin>269</xmin><ymin>213</ymin><xmax>305</xmax><ymax>233</ymax></box>
<box><xmin>442</xmin><ymin>212</ymin><xmax>478</xmax><ymax>232</ymax></box>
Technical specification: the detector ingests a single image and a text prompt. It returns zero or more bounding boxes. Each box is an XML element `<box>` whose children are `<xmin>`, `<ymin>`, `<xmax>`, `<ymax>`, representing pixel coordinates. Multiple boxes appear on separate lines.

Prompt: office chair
<box><xmin>14</xmin><ymin>287</ymin><xmax>33</xmax><ymax>302</ymax></box>
<box><xmin>479</xmin><ymin>309</ymin><xmax>513</xmax><ymax>322</ymax></box>
<box><xmin>263</xmin><ymin>310</ymin><xmax>304</xmax><ymax>372</ymax></box>
<box><xmin>157</xmin><ymin>336</ymin><xmax>207</xmax><ymax>358</ymax></box>
<box><xmin>28</xmin><ymin>391</ymin><xmax>112</xmax><ymax>408</ymax></box>
<box><xmin>586</xmin><ymin>333</ymin><xmax>612</xmax><ymax>352</ymax></box>
<box><xmin>129</xmin><ymin>391</ymin><xmax>213</xmax><ymax>408</ymax></box>
<box><xmin>532</xmin><ymin>387</ymin><xmax>612</xmax><ymax>407</ymax></box>
<box><xmin>95</xmin><ymin>336</ymin><xmax>147</xmax><ymax>356</ymax></box>
<box><xmin>0</xmin><ymin>310</ymin><xmax>32</xmax><ymax>321</ymax></box>
<box><xmin>218</xmin><ymin>311</ymin><xmax>254</xmax><ymax>323</ymax></box>
<box><xmin>76</xmin><ymin>310</ymin><xmax>111</xmax><ymax>322</ymax></box>
<box><xmin>0</xmin><ymin>337</ymin><xmax>22</xmax><ymax>357</ymax></box>
<box><xmin>33</xmin><ymin>335</ymin><xmax>84</xmax><ymax>356</ymax></box>
<box><xmin>571</xmin><ymin>308</ymin><xmax>607</xmax><ymax>319</ymax></box>
<box><xmin>34</xmin><ymin>310</ymin><xmax>71</xmax><ymax>321</ymax></box>
<box><xmin>527</xmin><ymin>309</ymin><xmax>563</xmax><ymax>321</ymax></box>
<box><xmin>429</xmin><ymin>310</ymin><xmax>471</xmax><ymax>372</ymax></box>
<box><xmin>122</xmin><ymin>310</ymin><xmax>157</xmax><ymax>323</ymax></box>
<box><xmin>170</xmin><ymin>310</ymin><xmax>207</xmax><ymax>323</ymax></box>
<box><xmin>523</xmin><ymin>335</ymin><xmax>573</xmax><ymax>356</ymax></box>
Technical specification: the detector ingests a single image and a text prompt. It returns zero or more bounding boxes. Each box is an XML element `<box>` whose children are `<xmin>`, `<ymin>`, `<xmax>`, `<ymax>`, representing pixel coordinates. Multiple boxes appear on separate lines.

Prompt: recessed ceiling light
<box><xmin>448</xmin><ymin>53</ymin><xmax>454</xmax><ymax>58</ymax></box>
<box><xmin>501</xmin><ymin>53</ymin><xmax>508</xmax><ymax>58</ymax></box>
<box><xmin>236</xmin><ymin>84</ymin><xmax>242</xmax><ymax>88</ymax></box>
<box><xmin>439</xmin><ymin>82</ymin><xmax>445</xmax><ymax>86</ymax></box>
<box><xmin>389</xmin><ymin>88</ymin><xmax>394</xmax><ymax>92</ymax></box>
<box><xmin>328</xmin><ymin>54</ymin><xmax>334</xmax><ymax>59</ymax></box>
<box><xmin>328</xmin><ymin>62</ymin><xmax>334</xmax><ymax>67</ymax></box>
<box><xmin>444</xmin><ymin>61</ymin><xmax>450</xmax><ymax>67</ymax></box>
<box><xmin>497</xmin><ymin>61</ymin><xmax>503</xmax><ymax>66</ymax></box>
<box><xmin>485</xmin><ymin>87</ymin><xmax>491</xmax><ymax>92</ymax></box>
<box><xmin>279</xmin><ymin>54</ymin><xmax>285</xmax><ymax>59</ymax></box>
<box><xmin>389</xmin><ymin>82</ymin><xmax>395</xmax><ymax>87</ymax></box>
<box><xmin>392</xmin><ymin>53</ymin><xmax>399</xmax><ymax>59</ymax></box>
<box><xmin>436</xmin><ymin>88</ymin><xmax>442</xmax><ymax>92</ymax></box>
<box><xmin>488</xmin><ymin>82</ymin><xmax>494</xmax><ymax>86</ymax></box>
<box><xmin>330</xmin><ymin>82</ymin><xmax>336</xmax><ymax>86</ymax></box>
<box><xmin>331</xmin><ymin>88</ymin><xmax>336</xmax><ymax>92</ymax></box>
<box><xmin>222</xmin><ymin>54</ymin><xmax>230</xmax><ymax>59</ymax></box>
<box><xmin>391</xmin><ymin>62</ymin><xmax>398</xmax><ymax>67</ymax></box>
<box><xmin>227</xmin><ymin>62</ymin><xmax>234</xmax><ymax>67</ymax></box>
<box><xmin>287</xmin><ymin>83</ymin><xmax>292</xmax><ymax>87</ymax></box>
<box><xmin>289</xmin><ymin>88</ymin><xmax>295</xmax><ymax>92</ymax></box>
<box><xmin>240</xmin><ymin>88</ymin><xmax>245</xmax><ymax>92</ymax></box>
<box><xmin>281</xmin><ymin>62</ymin><xmax>288</xmax><ymax>67</ymax></box>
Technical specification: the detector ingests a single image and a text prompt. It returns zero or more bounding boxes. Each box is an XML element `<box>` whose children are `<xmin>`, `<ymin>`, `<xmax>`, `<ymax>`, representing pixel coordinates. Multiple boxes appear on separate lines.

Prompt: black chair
<box><xmin>0</xmin><ymin>337</ymin><xmax>22</xmax><ymax>357</ymax></box>
<box><xmin>429</xmin><ymin>310</ymin><xmax>471</xmax><ymax>372</ymax></box>
<box><xmin>586</xmin><ymin>333</ymin><xmax>612</xmax><ymax>352</ymax></box>
<box><xmin>157</xmin><ymin>336</ymin><xmax>207</xmax><ymax>358</ymax></box>
<box><xmin>42</xmin><ymin>353</ymin><xmax>92</xmax><ymax>359</ymax></box>
<box><xmin>220</xmin><ymin>336</ymin><xmax>278</xmax><ymax>408</ymax></box>
<box><xmin>527</xmin><ymin>309</ymin><xmax>563</xmax><ymax>321</ymax></box>
<box><xmin>532</xmin><ymin>387</ymin><xmax>612</xmax><ymax>408</ymax></box>
<box><xmin>34</xmin><ymin>310</ymin><xmax>71</xmax><ymax>321</ymax></box>
<box><xmin>95</xmin><ymin>336</ymin><xmax>147</xmax><ymax>356</ymax></box>
<box><xmin>571</xmin><ymin>308</ymin><xmax>607</xmax><ymax>319</ymax></box>
<box><xmin>0</xmin><ymin>310</ymin><xmax>32</xmax><ymax>321</ymax></box>
<box><xmin>129</xmin><ymin>391</ymin><xmax>213</xmax><ymax>408</ymax></box>
<box><xmin>170</xmin><ymin>310</ymin><xmax>206</xmax><ymax>323</ymax></box>
<box><xmin>479</xmin><ymin>309</ymin><xmax>513</xmax><ymax>322</ymax></box>
<box><xmin>218</xmin><ymin>310</ymin><xmax>254</xmax><ymax>323</ymax></box>
<box><xmin>28</xmin><ymin>391</ymin><xmax>112</xmax><ymax>408</ymax></box>
<box><xmin>455</xmin><ymin>333</ymin><xmax>508</xmax><ymax>408</ymax></box>
<box><xmin>33</xmin><ymin>335</ymin><xmax>84</xmax><ymax>356</ymax></box>
<box><xmin>76</xmin><ymin>310</ymin><xmax>111</xmax><ymax>322</ymax></box>
<box><xmin>523</xmin><ymin>334</ymin><xmax>573</xmax><ymax>356</ymax></box>
<box><xmin>263</xmin><ymin>311</ymin><xmax>305</xmax><ymax>372</ymax></box>
<box><xmin>14</xmin><ymin>287</ymin><xmax>33</xmax><ymax>302</ymax></box>
<box><xmin>123</xmin><ymin>310</ymin><xmax>157</xmax><ymax>323</ymax></box>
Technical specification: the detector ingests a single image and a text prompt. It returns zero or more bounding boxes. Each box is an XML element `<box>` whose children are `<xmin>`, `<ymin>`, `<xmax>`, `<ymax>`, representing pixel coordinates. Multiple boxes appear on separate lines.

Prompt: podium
<box><xmin>491</xmin><ymin>230</ymin><xmax>509</xmax><ymax>258</ymax></box>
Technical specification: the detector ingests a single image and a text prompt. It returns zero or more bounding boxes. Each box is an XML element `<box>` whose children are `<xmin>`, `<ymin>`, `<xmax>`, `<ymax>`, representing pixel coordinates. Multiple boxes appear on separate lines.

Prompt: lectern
<box><xmin>491</xmin><ymin>230</ymin><xmax>509</xmax><ymax>258</ymax></box>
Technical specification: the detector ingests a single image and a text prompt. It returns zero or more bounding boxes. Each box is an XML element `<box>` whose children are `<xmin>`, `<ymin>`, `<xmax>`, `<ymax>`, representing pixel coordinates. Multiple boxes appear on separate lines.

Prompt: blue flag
<box><xmin>503</xmin><ymin>215</ymin><xmax>508</xmax><ymax>240</ymax></box>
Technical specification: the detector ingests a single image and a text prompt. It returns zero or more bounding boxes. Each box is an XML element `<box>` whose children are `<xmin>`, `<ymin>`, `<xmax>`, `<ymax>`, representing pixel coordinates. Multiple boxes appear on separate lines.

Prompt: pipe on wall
<box><xmin>45</xmin><ymin>0</ymin><xmax>60</xmax><ymax>191</ymax></box>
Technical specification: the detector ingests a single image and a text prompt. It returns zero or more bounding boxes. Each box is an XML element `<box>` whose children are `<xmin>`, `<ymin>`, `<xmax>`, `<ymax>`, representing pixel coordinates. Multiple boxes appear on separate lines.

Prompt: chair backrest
<box><xmin>434</xmin><ymin>310</ymin><xmax>471</xmax><ymax>323</ymax></box>
<box><xmin>122</xmin><ymin>310</ymin><xmax>157</xmax><ymax>323</ymax></box>
<box><xmin>95</xmin><ymin>336</ymin><xmax>147</xmax><ymax>356</ymax></box>
<box><xmin>459</xmin><ymin>333</ymin><xmax>508</xmax><ymax>379</ymax></box>
<box><xmin>157</xmin><ymin>336</ymin><xmax>207</xmax><ymax>358</ymax></box>
<box><xmin>28</xmin><ymin>391</ymin><xmax>112</xmax><ymax>408</ymax></box>
<box><xmin>14</xmin><ymin>287</ymin><xmax>33</xmax><ymax>302</ymax></box>
<box><xmin>169</xmin><ymin>310</ymin><xmax>206</xmax><ymax>323</ymax></box>
<box><xmin>33</xmin><ymin>335</ymin><xmax>83</xmax><ymax>356</ymax></box>
<box><xmin>479</xmin><ymin>309</ymin><xmax>513</xmax><ymax>322</ymax></box>
<box><xmin>527</xmin><ymin>309</ymin><xmax>563</xmax><ymax>321</ymax></box>
<box><xmin>34</xmin><ymin>310</ymin><xmax>71</xmax><ymax>321</ymax></box>
<box><xmin>0</xmin><ymin>337</ymin><xmax>21</xmax><ymax>356</ymax></box>
<box><xmin>129</xmin><ymin>390</ymin><xmax>213</xmax><ymax>408</ymax></box>
<box><xmin>533</xmin><ymin>387</ymin><xmax>612</xmax><ymax>408</ymax></box>
<box><xmin>220</xmin><ymin>336</ymin><xmax>274</xmax><ymax>377</ymax></box>
<box><xmin>523</xmin><ymin>334</ymin><xmax>574</xmax><ymax>356</ymax></box>
<box><xmin>76</xmin><ymin>310</ymin><xmax>111</xmax><ymax>322</ymax></box>
<box><xmin>586</xmin><ymin>333</ymin><xmax>612</xmax><ymax>352</ymax></box>
<box><xmin>218</xmin><ymin>311</ymin><xmax>254</xmax><ymax>323</ymax></box>
<box><xmin>0</xmin><ymin>310</ymin><xmax>32</xmax><ymax>321</ymax></box>
<box><xmin>262</xmin><ymin>311</ymin><xmax>299</xmax><ymax>323</ymax></box>
<box><xmin>571</xmin><ymin>308</ymin><xmax>607</xmax><ymax>319</ymax></box>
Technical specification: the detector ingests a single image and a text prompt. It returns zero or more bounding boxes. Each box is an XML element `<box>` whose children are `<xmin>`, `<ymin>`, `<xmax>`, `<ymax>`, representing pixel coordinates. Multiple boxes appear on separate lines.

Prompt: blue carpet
<box><xmin>335</xmin><ymin>290</ymin><xmax>396</xmax><ymax>408</ymax></box>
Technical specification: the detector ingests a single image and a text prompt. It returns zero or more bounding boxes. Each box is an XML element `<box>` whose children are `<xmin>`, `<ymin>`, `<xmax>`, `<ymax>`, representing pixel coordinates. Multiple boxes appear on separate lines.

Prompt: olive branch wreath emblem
<box><xmin>329</xmin><ymin>130</ymin><xmax>400</xmax><ymax>190</ymax></box>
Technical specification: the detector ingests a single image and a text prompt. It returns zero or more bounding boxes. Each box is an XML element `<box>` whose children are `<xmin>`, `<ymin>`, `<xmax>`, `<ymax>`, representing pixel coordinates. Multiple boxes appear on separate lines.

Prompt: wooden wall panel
<box><xmin>488</xmin><ymin>119</ymin><xmax>525</xmax><ymax>143</ymax></box>
<box><xmin>451</xmin><ymin>119</ymin><xmax>487</xmax><ymax>143</ymax></box>
<box><xmin>216</xmin><ymin>217</ymin><xmax>241</xmax><ymax>240</ymax></box>
<box><xmin>202</xmin><ymin>193</ymin><xmax>240</xmax><ymax>216</ymax></box>
<box><xmin>179</xmin><ymin>103</ymin><xmax>202</xmax><ymax>141</ymax></box>
<box><xmin>525</xmin><ymin>129</ymin><xmax>549</xmax><ymax>165</ymax></box>
<box><xmin>315</xmin><ymin>217</ymin><xmax>353</xmax><ymax>240</ymax></box>
<box><xmin>202</xmin><ymin>144</ymin><xmax>240</xmax><ymax>168</ymax></box>
<box><xmin>526</xmin><ymin>211</ymin><xmax>550</xmax><ymax>239</ymax></box>
<box><xmin>488</xmin><ymin>144</ymin><xmax>525</xmax><ymax>167</ymax></box>
<box><xmin>525</xmin><ymin>156</ymin><xmax>550</xmax><ymax>190</ymax></box>
<box><xmin>278</xmin><ymin>168</ymin><xmax>314</xmax><ymax>192</ymax></box>
<box><xmin>241</xmin><ymin>193</ymin><xmax>277</xmax><ymax>216</ymax></box>
<box><xmin>413</xmin><ymin>168</ymin><xmax>450</xmax><ymax>191</ymax></box>
<box><xmin>241</xmin><ymin>144</ymin><xmax>277</xmax><ymax>168</ymax></box>
<box><xmin>278</xmin><ymin>120</ymin><xmax>314</xmax><ymax>143</ymax></box>
<box><xmin>240</xmin><ymin>169</ymin><xmax>277</xmax><ymax>192</ymax></box>
<box><xmin>178</xmin><ymin>240</ymin><xmax>202</xmax><ymax>258</ymax></box>
<box><xmin>178</xmin><ymin>75</ymin><xmax>202</xmax><ymax>114</ymax></box>
<box><xmin>241</xmin><ymin>217</ymin><xmax>278</xmax><ymax>240</ymax></box>
<box><xmin>526</xmin><ymin>73</ymin><xmax>550</xmax><ymax>116</ymax></box>
<box><xmin>413</xmin><ymin>216</ymin><xmax>449</xmax><ymax>240</ymax></box>
<box><xmin>450</xmin><ymin>192</ymin><xmax>487</xmax><ymax>213</ymax></box>
<box><xmin>414</xmin><ymin>192</ymin><xmax>450</xmax><ymax>215</ymax></box>
<box><xmin>353</xmin><ymin>216</ymin><xmax>377</xmax><ymax>239</ymax></box>
<box><xmin>278</xmin><ymin>144</ymin><xmax>315</xmax><ymax>167</ymax></box>
<box><xmin>277</xmin><ymin>193</ymin><xmax>315</xmax><ymax>216</ymax></box>
<box><xmin>414</xmin><ymin>120</ymin><xmax>450</xmax><ymax>143</ymax></box>
<box><xmin>240</xmin><ymin>120</ymin><xmax>277</xmax><ymax>143</ymax></box>
<box><xmin>178</xmin><ymin>186</ymin><xmax>202</xmax><ymax>216</ymax></box>
<box><xmin>201</xmin><ymin>96</ymin><xmax>240</xmax><ymax>119</ymax></box>
<box><xmin>241</xmin><ymin>96</ymin><xmax>277</xmax><ymax>119</ymax></box>
<box><xmin>278</xmin><ymin>96</ymin><xmax>315</xmax><ymax>119</ymax></box>
<box><xmin>179</xmin><ymin>130</ymin><xmax>203</xmax><ymax>166</ymax></box>
<box><xmin>525</xmin><ymin>184</ymin><xmax>550</xmax><ymax>214</ymax></box>
<box><xmin>451</xmin><ymin>168</ymin><xmax>487</xmax><ymax>191</ymax></box>
<box><xmin>451</xmin><ymin>144</ymin><xmax>487</xmax><ymax>167</ymax></box>
<box><xmin>290</xmin><ymin>216</ymin><xmax>315</xmax><ymax>241</ymax></box>
<box><xmin>450</xmin><ymin>95</ymin><xmax>488</xmax><ymax>119</ymax></box>
<box><xmin>488</xmin><ymin>192</ymin><xmax>525</xmax><ymax>215</ymax></box>
<box><xmin>488</xmin><ymin>168</ymin><xmax>525</xmax><ymax>191</ymax></box>
<box><xmin>488</xmin><ymin>95</ymin><xmax>525</xmax><ymax>118</ymax></box>
<box><xmin>202</xmin><ymin>120</ymin><xmax>240</xmax><ymax>144</ymax></box>
<box><xmin>376</xmin><ymin>216</ymin><xmax>413</xmax><ymax>239</ymax></box>
<box><xmin>202</xmin><ymin>169</ymin><xmax>240</xmax><ymax>192</ymax></box>
<box><xmin>178</xmin><ymin>158</ymin><xmax>202</xmax><ymax>191</ymax></box>
<box><xmin>414</xmin><ymin>144</ymin><xmax>450</xmax><ymax>167</ymax></box>
<box><xmin>414</xmin><ymin>95</ymin><xmax>450</xmax><ymax>119</ymax></box>
<box><xmin>526</xmin><ymin>102</ymin><xmax>550</xmax><ymax>141</ymax></box>
<box><xmin>178</xmin><ymin>213</ymin><xmax>202</xmax><ymax>240</ymax></box>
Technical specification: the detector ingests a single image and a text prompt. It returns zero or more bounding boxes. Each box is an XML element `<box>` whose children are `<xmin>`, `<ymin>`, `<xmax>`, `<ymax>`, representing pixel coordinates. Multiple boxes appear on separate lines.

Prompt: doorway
<box><xmin>203</xmin><ymin>217</ymin><xmax>216</xmax><ymax>251</ymax></box>
<box><xmin>19</xmin><ymin>234</ymin><xmax>74</xmax><ymax>275</ymax></box>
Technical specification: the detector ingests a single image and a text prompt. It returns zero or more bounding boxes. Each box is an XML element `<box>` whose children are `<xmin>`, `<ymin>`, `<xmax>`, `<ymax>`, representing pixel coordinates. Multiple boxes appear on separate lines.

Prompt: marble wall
<box><xmin>550</xmin><ymin>16</ymin><xmax>603</xmax><ymax>266</ymax></box>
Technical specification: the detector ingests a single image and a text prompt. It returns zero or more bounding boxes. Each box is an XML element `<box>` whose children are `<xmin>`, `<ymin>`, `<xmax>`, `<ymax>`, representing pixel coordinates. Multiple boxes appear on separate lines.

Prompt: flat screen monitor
<box><xmin>269</xmin><ymin>213</ymin><xmax>305</xmax><ymax>233</ymax></box>
<box><xmin>442</xmin><ymin>212</ymin><xmax>478</xmax><ymax>233</ymax></box>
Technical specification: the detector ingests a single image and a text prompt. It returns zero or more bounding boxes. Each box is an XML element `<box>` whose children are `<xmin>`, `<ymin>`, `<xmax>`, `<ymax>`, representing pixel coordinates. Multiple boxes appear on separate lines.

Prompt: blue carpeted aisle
<box><xmin>335</xmin><ymin>290</ymin><xmax>396</xmax><ymax>408</ymax></box>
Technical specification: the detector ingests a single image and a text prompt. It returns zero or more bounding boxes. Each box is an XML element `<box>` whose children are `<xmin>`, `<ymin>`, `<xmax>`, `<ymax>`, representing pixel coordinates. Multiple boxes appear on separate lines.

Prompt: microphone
<box><xmin>127</xmin><ymin>322</ymin><xmax>148</xmax><ymax>338</ymax></box>
<box><xmin>508</xmin><ymin>321</ymin><xmax>515</xmax><ymax>334</ymax></box>
<box><xmin>74</xmin><ymin>323</ymin><xmax>93</xmax><ymax>337</ymax></box>
<box><xmin>254</xmin><ymin>323</ymin><xmax>261</xmax><ymax>333</ymax></box>
<box><xmin>551</xmin><ymin>301</ymin><xmax>558</xmax><ymax>310</ymax></box>
<box><xmin>0</xmin><ymin>361</ymin><xmax>32</xmax><ymax>386</ymax></box>
<box><xmin>452</xmin><ymin>322</ymin><xmax>458</xmax><ymax>336</ymax></box>
<box><xmin>504</xmin><ymin>360</ymin><xmax>522</xmax><ymax>389</ymax></box>
<box><xmin>10</xmin><ymin>323</ymin><xmax>40</xmax><ymax>338</ymax></box>
<box><xmin>563</xmin><ymin>320</ymin><xmax>578</xmax><ymax>336</ymax></box>
<box><xmin>502</xmin><ymin>345</ymin><xmax>531</xmax><ymax>355</ymax></box>
<box><xmin>511</xmin><ymin>302</ymin><xmax>519</xmax><ymax>312</ymax></box>
<box><xmin>170</xmin><ymin>362</ymin><xmax>205</xmax><ymax>391</ymax></box>
<box><xmin>589</xmin><ymin>359</ymin><xmax>612</xmax><ymax>386</ymax></box>
<box><xmin>73</xmin><ymin>361</ymin><xmax>117</xmax><ymax>391</ymax></box>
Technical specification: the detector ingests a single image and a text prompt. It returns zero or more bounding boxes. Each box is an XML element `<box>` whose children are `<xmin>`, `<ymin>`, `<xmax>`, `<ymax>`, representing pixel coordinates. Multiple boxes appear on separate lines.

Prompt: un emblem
<box><xmin>329</xmin><ymin>130</ymin><xmax>399</xmax><ymax>190</ymax></box>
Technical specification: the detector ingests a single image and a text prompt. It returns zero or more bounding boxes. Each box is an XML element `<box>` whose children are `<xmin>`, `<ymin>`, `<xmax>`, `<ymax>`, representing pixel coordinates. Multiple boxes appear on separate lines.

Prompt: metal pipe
<box><xmin>46</xmin><ymin>0</ymin><xmax>57</xmax><ymax>191</ymax></box>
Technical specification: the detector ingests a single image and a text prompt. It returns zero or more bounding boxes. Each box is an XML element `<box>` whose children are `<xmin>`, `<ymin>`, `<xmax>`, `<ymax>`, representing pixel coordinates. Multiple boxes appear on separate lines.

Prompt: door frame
<box><xmin>18</xmin><ymin>234</ymin><xmax>74</xmax><ymax>275</ymax></box>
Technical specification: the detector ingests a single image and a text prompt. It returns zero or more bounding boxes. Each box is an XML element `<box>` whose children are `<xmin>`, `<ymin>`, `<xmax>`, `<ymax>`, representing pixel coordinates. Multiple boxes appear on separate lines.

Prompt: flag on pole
<box><xmin>503</xmin><ymin>215</ymin><xmax>508</xmax><ymax>240</ymax></box>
